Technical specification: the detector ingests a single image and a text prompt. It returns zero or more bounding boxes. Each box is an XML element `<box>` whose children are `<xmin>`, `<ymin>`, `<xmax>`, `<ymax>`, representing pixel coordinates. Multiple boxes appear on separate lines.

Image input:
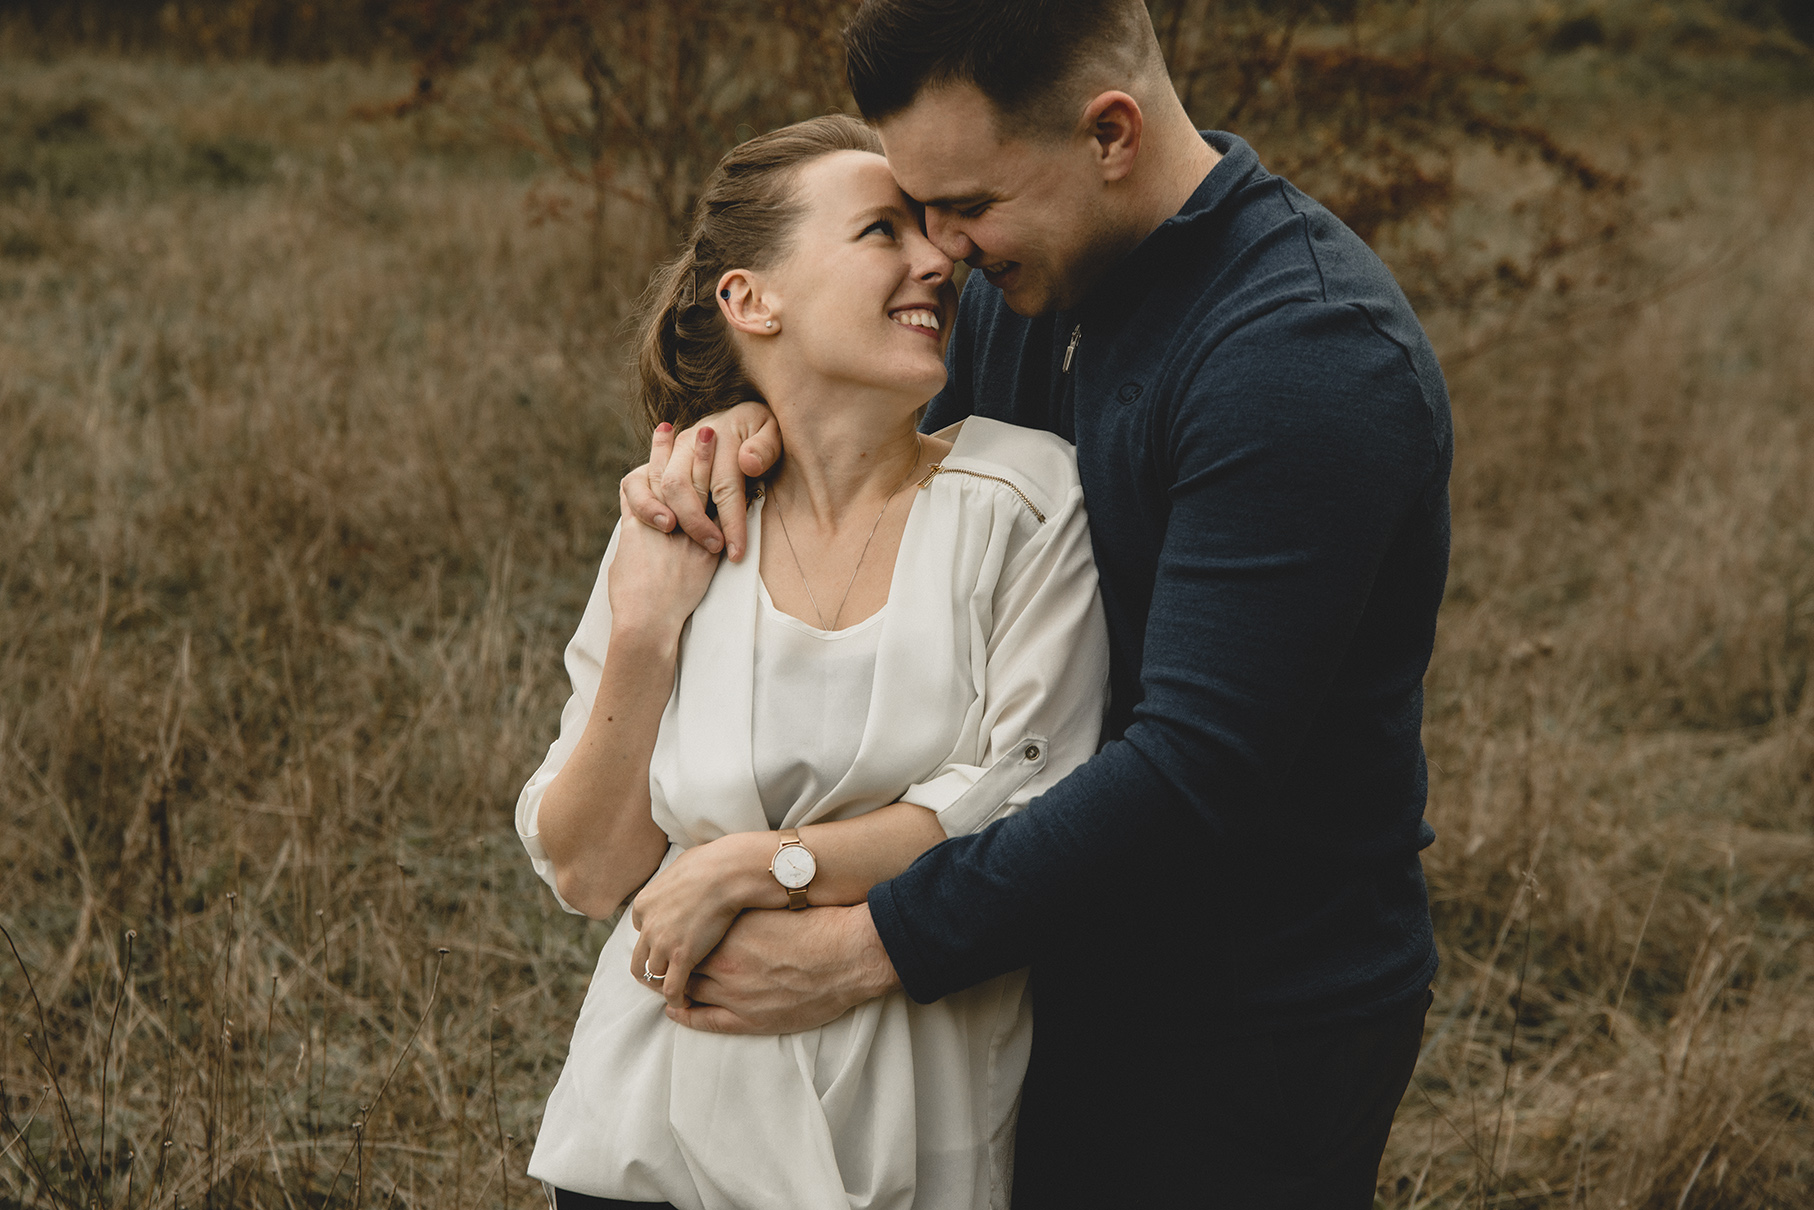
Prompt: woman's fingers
<box><xmin>659</xmin><ymin>427</ymin><xmax>727</xmax><ymax>554</ymax></box>
<box><xmin>629</xmin><ymin>926</ymin><xmax>699</xmax><ymax>1008</ymax></box>
<box><xmin>636</xmin><ymin>403</ymin><xmax>780</xmax><ymax>558</ymax></box>
<box><xmin>629</xmin><ymin>929</ymin><xmax>654</xmax><ymax>987</ymax></box>
<box><xmin>709</xmin><ymin>416</ymin><xmax>760</xmax><ymax>563</ymax></box>
<box><xmin>622</xmin><ymin>423</ymin><xmax>677</xmax><ymax>534</ymax></box>
<box><xmin>648</xmin><ymin>421</ymin><xmax>674</xmax><ymax>476</ymax></box>
<box><xmin>693</xmin><ymin>426</ymin><xmax>717</xmax><ymax>499</ymax></box>
<box><xmin>660</xmin><ymin>951</ymin><xmax>699</xmax><ymax>1011</ymax></box>
<box><xmin>638</xmin><ymin>422</ymin><xmax>676</xmax><ymax>531</ymax></box>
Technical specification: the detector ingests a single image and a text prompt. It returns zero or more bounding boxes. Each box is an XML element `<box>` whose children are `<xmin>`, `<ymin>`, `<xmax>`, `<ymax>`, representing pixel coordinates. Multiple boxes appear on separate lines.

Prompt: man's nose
<box><xmin>924</xmin><ymin>210</ymin><xmax>973</xmax><ymax>262</ymax></box>
<box><xmin>911</xmin><ymin>236</ymin><xmax>955</xmax><ymax>285</ymax></box>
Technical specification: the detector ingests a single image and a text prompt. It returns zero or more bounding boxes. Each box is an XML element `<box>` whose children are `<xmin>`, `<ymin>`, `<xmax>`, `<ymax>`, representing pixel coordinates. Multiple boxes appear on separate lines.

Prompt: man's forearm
<box><xmin>869</xmin><ymin>740</ymin><xmax>1189</xmax><ymax>1002</ymax></box>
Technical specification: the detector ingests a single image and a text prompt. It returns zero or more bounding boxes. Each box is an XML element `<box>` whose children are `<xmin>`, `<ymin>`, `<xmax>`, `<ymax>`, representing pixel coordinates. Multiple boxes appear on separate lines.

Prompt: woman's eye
<box><xmin>862</xmin><ymin>219</ymin><xmax>895</xmax><ymax>239</ymax></box>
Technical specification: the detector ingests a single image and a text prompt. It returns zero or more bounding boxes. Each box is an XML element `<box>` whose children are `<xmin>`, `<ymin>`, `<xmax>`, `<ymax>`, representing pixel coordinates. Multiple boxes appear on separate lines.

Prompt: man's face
<box><xmin>879</xmin><ymin>83</ymin><xmax>1117</xmax><ymax>317</ymax></box>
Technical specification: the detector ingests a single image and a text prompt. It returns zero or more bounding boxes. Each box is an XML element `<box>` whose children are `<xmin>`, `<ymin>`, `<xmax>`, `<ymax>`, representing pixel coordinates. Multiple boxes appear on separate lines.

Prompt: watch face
<box><xmin>773</xmin><ymin>844</ymin><xmax>816</xmax><ymax>890</ymax></box>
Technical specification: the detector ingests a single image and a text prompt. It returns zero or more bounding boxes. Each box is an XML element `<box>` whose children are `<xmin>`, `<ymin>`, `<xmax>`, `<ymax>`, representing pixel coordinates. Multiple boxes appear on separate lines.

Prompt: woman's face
<box><xmin>751</xmin><ymin>151</ymin><xmax>957</xmax><ymax>403</ymax></box>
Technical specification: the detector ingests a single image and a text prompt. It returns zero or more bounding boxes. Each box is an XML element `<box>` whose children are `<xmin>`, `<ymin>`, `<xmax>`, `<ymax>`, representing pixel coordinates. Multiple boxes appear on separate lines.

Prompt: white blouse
<box><xmin>516</xmin><ymin>417</ymin><xmax>1111</xmax><ymax>1210</ymax></box>
<box><xmin>751</xmin><ymin>584</ymin><xmax>884</xmax><ymax>829</ymax></box>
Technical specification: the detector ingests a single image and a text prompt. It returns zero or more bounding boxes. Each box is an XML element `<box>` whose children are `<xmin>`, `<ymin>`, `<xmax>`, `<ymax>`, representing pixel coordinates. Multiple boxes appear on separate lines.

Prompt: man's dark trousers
<box><xmin>1011</xmin><ymin>989</ymin><xmax>1431</xmax><ymax>1208</ymax></box>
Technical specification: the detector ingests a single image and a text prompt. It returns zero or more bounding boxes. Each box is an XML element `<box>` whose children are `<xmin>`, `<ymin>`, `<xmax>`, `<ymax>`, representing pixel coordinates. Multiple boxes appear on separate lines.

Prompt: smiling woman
<box><xmin>512</xmin><ymin>114</ymin><xmax>1110</xmax><ymax>1209</ymax></box>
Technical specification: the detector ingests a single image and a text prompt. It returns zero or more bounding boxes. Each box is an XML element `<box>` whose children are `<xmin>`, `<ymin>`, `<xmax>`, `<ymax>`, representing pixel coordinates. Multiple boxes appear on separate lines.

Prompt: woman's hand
<box><xmin>620</xmin><ymin>404</ymin><xmax>782</xmax><ymax>562</ymax></box>
<box><xmin>608</xmin><ymin>426</ymin><xmax>723</xmax><ymax>640</ymax></box>
<box><xmin>629</xmin><ymin>831</ymin><xmax>779</xmax><ymax>1009</ymax></box>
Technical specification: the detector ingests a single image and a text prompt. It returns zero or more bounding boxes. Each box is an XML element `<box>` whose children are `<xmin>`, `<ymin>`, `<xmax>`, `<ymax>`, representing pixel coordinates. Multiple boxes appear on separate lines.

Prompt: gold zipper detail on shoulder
<box><xmin>916</xmin><ymin>465</ymin><xmax>1046</xmax><ymax>524</ymax></box>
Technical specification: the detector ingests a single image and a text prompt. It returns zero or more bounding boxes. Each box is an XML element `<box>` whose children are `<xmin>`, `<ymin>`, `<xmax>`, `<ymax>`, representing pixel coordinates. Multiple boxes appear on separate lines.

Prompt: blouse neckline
<box><xmin>756</xmin><ymin>577</ymin><xmax>889</xmax><ymax>639</ymax></box>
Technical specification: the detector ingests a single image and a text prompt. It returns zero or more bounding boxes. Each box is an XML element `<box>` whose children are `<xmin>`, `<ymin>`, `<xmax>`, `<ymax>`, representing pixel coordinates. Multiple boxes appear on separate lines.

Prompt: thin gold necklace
<box><xmin>768</xmin><ymin>434</ymin><xmax>924</xmax><ymax>631</ymax></box>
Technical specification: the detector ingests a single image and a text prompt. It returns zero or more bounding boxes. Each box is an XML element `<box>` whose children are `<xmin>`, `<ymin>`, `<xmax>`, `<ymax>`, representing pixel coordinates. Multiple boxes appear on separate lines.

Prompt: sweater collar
<box><xmin>1072</xmin><ymin>131</ymin><xmax>1259</xmax><ymax>323</ymax></box>
<box><xmin>1158</xmin><ymin>131</ymin><xmax>1259</xmax><ymax>237</ymax></box>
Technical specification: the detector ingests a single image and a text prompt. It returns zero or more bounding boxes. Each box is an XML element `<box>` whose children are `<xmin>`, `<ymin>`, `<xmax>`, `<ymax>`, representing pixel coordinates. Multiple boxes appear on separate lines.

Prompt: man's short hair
<box><xmin>844</xmin><ymin>0</ymin><xmax>1159</xmax><ymax>139</ymax></box>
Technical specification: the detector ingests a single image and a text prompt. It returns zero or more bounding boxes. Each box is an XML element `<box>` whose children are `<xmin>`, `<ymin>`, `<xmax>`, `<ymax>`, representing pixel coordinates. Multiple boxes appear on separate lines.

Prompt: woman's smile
<box><xmin>888</xmin><ymin>305</ymin><xmax>942</xmax><ymax>337</ymax></box>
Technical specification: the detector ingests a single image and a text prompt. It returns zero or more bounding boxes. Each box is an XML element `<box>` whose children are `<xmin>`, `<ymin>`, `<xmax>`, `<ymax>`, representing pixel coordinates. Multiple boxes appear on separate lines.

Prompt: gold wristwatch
<box><xmin>769</xmin><ymin>828</ymin><xmax>817</xmax><ymax>910</ymax></box>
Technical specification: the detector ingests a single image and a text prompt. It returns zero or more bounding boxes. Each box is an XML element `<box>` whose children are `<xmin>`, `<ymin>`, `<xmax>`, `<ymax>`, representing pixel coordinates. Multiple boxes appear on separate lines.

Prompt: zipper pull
<box><xmin>1061</xmin><ymin>323</ymin><xmax>1081</xmax><ymax>373</ymax></box>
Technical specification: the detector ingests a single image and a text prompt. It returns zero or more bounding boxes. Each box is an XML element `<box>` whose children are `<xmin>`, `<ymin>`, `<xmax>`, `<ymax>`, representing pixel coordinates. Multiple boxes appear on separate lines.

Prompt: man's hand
<box><xmin>621</xmin><ymin>402</ymin><xmax>782</xmax><ymax>563</ymax></box>
<box><xmin>666</xmin><ymin>903</ymin><xmax>901</xmax><ymax>1035</ymax></box>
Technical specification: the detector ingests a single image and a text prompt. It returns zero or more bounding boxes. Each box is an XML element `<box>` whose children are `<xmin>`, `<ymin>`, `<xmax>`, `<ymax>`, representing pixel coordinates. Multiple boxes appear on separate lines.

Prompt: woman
<box><xmin>515</xmin><ymin>115</ymin><xmax>1109</xmax><ymax>1210</ymax></box>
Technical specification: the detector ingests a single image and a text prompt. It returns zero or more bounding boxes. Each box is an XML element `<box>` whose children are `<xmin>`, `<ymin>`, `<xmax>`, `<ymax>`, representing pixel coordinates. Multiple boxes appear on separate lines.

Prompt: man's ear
<box><xmin>1082</xmin><ymin>91</ymin><xmax>1142</xmax><ymax>183</ymax></box>
<box><xmin>717</xmin><ymin>270</ymin><xmax>779</xmax><ymax>335</ymax></box>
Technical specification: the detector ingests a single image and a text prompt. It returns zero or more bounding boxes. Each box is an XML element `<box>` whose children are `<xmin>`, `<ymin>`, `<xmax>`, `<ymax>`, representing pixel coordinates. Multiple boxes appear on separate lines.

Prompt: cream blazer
<box><xmin>516</xmin><ymin>417</ymin><xmax>1110</xmax><ymax>1210</ymax></box>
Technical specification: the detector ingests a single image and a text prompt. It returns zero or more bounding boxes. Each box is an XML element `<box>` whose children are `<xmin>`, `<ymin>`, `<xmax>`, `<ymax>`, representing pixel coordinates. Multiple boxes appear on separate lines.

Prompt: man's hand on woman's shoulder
<box><xmin>621</xmin><ymin>402</ymin><xmax>782</xmax><ymax>563</ymax></box>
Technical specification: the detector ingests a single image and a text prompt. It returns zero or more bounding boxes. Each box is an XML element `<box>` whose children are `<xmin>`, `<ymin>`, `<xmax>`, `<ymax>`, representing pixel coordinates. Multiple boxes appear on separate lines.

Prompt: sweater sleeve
<box><xmin>869</xmin><ymin>305</ymin><xmax>1442</xmax><ymax>1002</ymax></box>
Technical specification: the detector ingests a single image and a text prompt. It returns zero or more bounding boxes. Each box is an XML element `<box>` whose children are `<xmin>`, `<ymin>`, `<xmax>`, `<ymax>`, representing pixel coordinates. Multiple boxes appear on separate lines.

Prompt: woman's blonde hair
<box><xmin>634</xmin><ymin>114</ymin><xmax>885</xmax><ymax>435</ymax></box>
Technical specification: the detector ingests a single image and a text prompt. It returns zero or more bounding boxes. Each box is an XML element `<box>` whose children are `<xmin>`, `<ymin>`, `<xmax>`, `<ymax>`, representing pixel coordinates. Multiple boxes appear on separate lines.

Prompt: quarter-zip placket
<box><xmin>1054</xmin><ymin>321</ymin><xmax>1082</xmax><ymax>443</ymax></box>
<box><xmin>1059</xmin><ymin>321</ymin><xmax>1081</xmax><ymax>444</ymax></box>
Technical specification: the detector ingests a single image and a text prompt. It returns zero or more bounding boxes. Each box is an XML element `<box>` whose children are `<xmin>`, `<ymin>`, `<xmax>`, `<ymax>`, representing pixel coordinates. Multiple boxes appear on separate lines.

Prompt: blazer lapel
<box><xmin>649</xmin><ymin>498</ymin><xmax>770</xmax><ymax>844</ymax></box>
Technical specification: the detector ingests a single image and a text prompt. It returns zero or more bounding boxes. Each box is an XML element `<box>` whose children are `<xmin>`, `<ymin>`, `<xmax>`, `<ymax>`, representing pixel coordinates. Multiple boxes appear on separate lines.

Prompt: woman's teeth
<box><xmin>891</xmin><ymin>309</ymin><xmax>940</xmax><ymax>330</ymax></box>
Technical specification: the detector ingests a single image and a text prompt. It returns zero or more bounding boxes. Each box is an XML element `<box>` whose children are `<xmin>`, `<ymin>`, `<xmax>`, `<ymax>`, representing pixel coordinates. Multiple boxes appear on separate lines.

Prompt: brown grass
<box><xmin>0</xmin><ymin>45</ymin><xmax>1811</xmax><ymax>1210</ymax></box>
<box><xmin>1383</xmin><ymin>96</ymin><xmax>1814</xmax><ymax>1206</ymax></box>
<box><xmin>0</xmin><ymin>56</ymin><xmax>628</xmax><ymax>1210</ymax></box>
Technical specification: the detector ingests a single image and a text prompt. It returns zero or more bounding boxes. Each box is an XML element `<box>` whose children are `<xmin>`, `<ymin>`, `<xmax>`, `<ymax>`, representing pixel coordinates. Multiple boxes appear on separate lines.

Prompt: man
<box><xmin>623</xmin><ymin>2</ymin><xmax>1450</xmax><ymax>1204</ymax></box>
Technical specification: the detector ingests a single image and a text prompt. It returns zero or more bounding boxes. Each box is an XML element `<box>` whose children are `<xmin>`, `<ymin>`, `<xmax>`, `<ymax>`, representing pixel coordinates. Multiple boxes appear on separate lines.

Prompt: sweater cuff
<box><xmin>868</xmin><ymin>880</ymin><xmax>945</xmax><ymax>1004</ymax></box>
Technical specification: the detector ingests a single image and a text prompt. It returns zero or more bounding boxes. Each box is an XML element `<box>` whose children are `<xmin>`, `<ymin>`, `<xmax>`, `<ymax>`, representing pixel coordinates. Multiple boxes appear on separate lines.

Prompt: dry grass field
<box><xmin>1</xmin><ymin>30</ymin><xmax>1811</xmax><ymax>1210</ymax></box>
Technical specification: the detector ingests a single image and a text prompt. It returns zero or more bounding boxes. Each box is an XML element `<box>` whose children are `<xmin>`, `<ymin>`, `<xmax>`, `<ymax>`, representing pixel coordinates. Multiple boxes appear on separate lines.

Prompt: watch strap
<box><xmin>774</xmin><ymin>828</ymin><xmax>812</xmax><ymax>910</ymax></box>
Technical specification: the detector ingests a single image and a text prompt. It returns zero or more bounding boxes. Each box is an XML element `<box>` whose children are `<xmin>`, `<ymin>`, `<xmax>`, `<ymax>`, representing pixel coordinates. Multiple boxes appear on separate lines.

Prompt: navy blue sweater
<box><xmin>870</xmin><ymin>133</ymin><xmax>1449</xmax><ymax>1042</ymax></box>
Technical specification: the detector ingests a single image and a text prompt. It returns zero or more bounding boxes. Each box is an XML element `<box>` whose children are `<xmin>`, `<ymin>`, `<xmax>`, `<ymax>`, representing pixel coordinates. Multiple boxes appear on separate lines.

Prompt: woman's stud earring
<box><xmin>765</xmin><ymin>320</ymin><xmax>774</xmax><ymax>329</ymax></box>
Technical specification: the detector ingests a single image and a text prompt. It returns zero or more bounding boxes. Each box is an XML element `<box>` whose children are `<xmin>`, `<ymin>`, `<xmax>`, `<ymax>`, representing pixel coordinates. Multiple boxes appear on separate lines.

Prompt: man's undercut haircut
<box><xmin>845</xmin><ymin>0</ymin><xmax>1160</xmax><ymax>140</ymax></box>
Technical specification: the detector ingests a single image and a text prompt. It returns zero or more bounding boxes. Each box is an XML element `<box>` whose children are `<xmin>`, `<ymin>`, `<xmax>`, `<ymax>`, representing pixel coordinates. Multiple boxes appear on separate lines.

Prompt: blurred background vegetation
<box><xmin>1</xmin><ymin>2</ymin><xmax>1811</xmax><ymax>1208</ymax></box>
